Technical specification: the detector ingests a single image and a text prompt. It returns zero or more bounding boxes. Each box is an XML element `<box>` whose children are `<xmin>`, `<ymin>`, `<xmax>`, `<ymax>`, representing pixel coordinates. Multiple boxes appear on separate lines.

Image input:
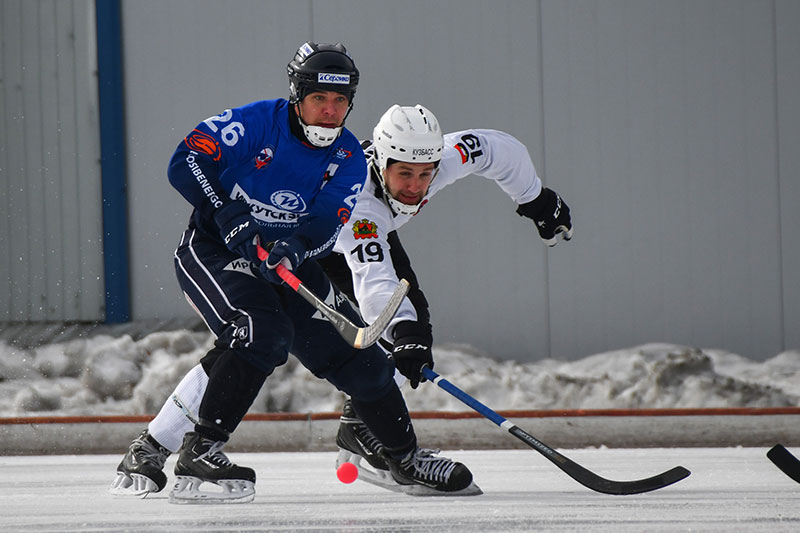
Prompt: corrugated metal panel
<box><xmin>118</xmin><ymin>0</ymin><xmax>795</xmax><ymax>361</ymax></box>
<box><xmin>310</xmin><ymin>0</ymin><xmax>552</xmax><ymax>359</ymax></box>
<box><xmin>776</xmin><ymin>0</ymin><xmax>800</xmax><ymax>350</ymax></box>
<box><xmin>4</xmin><ymin>0</ymin><xmax>796</xmax><ymax>362</ymax></box>
<box><xmin>0</xmin><ymin>0</ymin><xmax>104</xmax><ymax>321</ymax></box>
<box><xmin>540</xmin><ymin>0</ymin><xmax>783</xmax><ymax>360</ymax></box>
<box><xmin>120</xmin><ymin>0</ymin><xmax>313</xmax><ymax>321</ymax></box>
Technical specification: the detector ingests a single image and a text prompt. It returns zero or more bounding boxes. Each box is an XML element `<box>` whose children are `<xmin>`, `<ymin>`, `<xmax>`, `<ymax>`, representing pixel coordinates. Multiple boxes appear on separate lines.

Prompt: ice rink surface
<box><xmin>1</xmin><ymin>447</ymin><xmax>798</xmax><ymax>532</ymax></box>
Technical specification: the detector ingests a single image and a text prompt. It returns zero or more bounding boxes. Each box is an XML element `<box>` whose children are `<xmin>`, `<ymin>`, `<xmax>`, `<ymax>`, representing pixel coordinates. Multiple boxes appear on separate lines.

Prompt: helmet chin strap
<box><xmin>302</xmin><ymin>123</ymin><xmax>342</xmax><ymax>147</ymax></box>
<box><xmin>295</xmin><ymin>103</ymin><xmax>352</xmax><ymax>148</ymax></box>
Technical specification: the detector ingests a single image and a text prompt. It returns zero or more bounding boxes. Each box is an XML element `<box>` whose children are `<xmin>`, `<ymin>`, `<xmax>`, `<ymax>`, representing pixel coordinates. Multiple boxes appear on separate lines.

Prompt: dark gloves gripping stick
<box><xmin>391</xmin><ymin>320</ymin><xmax>434</xmax><ymax>389</ymax></box>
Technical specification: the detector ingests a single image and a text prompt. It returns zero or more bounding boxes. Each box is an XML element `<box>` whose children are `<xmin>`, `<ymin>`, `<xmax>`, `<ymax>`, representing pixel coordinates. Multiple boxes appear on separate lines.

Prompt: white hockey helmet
<box><xmin>372</xmin><ymin>104</ymin><xmax>444</xmax><ymax>216</ymax></box>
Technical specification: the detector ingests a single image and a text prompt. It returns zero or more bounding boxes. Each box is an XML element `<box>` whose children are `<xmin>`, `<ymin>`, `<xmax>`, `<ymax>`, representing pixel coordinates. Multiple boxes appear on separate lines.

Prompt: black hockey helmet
<box><xmin>287</xmin><ymin>42</ymin><xmax>360</xmax><ymax>104</ymax></box>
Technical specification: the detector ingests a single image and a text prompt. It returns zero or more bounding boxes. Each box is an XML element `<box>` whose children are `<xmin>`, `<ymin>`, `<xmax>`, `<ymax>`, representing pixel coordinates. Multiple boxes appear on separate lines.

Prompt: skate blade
<box><xmin>336</xmin><ymin>448</ymin><xmax>403</xmax><ymax>493</ymax></box>
<box><xmin>169</xmin><ymin>476</ymin><xmax>255</xmax><ymax>504</ymax></box>
<box><xmin>109</xmin><ymin>472</ymin><xmax>162</xmax><ymax>497</ymax></box>
<box><xmin>399</xmin><ymin>481</ymin><xmax>483</xmax><ymax>497</ymax></box>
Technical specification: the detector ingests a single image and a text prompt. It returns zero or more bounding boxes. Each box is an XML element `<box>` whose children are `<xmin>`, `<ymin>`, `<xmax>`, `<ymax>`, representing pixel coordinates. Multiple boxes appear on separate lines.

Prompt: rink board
<box><xmin>1</xmin><ymin>408</ymin><xmax>799</xmax><ymax>455</ymax></box>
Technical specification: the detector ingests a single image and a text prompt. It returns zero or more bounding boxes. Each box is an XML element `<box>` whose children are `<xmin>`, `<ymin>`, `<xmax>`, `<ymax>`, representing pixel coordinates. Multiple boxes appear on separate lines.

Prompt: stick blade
<box><xmin>767</xmin><ymin>444</ymin><xmax>800</xmax><ymax>484</ymax></box>
<box><xmin>507</xmin><ymin>425</ymin><xmax>691</xmax><ymax>495</ymax></box>
<box><xmin>581</xmin><ymin>466</ymin><xmax>691</xmax><ymax>496</ymax></box>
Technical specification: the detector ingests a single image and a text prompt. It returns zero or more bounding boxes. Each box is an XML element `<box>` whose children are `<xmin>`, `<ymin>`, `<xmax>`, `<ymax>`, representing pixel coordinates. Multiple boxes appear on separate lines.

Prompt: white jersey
<box><xmin>332</xmin><ymin>129</ymin><xmax>542</xmax><ymax>342</ymax></box>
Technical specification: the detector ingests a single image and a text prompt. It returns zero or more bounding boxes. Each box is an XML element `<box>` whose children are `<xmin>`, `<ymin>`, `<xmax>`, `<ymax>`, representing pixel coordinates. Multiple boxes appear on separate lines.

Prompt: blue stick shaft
<box><xmin>422</xmin><ymin>366</ymin><xmax>508</xmax><ymax>427</ymax></box>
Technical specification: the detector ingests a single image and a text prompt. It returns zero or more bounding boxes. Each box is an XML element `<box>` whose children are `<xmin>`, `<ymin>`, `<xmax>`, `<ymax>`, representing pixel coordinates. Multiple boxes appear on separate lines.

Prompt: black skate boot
<box><xmin>335</xmin><ymin>399</ymin><xmax>400</xmax><ymax>492</ymax></box>
<box><xmin>109</xmin><ymin>429</ymin><xmax>170</xmax><ymax>497</ymax></box>
<box><xmin>169</xmin><ymin>431</ymin><xmax>256</xmax><ymax>504</ymax></box>
<box><xmin>382</xmin><ymin>446</ymin><xmax>483</xmax><ymax>496</ymax></box>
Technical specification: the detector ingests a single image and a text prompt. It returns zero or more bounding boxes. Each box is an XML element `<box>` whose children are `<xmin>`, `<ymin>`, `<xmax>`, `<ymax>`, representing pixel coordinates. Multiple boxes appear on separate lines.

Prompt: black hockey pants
<box><xmin>173</xmin><ymin>227</ymin><xmax>416</xmax><ymax>452</ymax></box>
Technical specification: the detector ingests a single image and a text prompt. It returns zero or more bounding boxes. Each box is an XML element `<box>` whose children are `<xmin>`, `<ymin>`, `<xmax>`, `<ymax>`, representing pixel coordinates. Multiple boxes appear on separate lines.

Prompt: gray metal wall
<box><xmin>0</xmin><ymin>0</ymin><xmax>104</xmax><ymax>321</ymax></box>
<box><xmin>3</xmin><ymin>0</ymin><xmax>798</xmax><ymax>362</ymax></box>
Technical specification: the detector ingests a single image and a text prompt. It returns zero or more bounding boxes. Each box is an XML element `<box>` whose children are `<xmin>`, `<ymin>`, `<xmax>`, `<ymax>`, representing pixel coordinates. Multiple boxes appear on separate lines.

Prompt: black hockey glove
<box><xmin>213</xmin><ymin>200</ymin><xmax>264</xmax><ymax>264</ymax></box>
<box><xmin>391</xmin><ymin>320</ymin><xmax>434</xmax><ymax>389</ymax></box>
<box><xmin>516</xmin><ymin>187</ymin><xmax>573</xmax><ymax>247</ymax></box>
<box><xmin>260</xmin><ymin>237</ymin><xmax>308</xmax><ymax>285</ymax></box>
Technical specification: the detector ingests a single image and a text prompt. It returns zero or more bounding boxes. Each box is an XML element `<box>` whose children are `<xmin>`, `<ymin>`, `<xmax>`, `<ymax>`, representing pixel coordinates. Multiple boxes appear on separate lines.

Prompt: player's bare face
<box><xmin>384</xmin><ymin>162</ymin><xmax>436</xmax><ymax>205</ymax></box>
<box><xmin>296</xmin><ymin>91</ymin><xmax>350</xmax><ymax>128</ymax></box>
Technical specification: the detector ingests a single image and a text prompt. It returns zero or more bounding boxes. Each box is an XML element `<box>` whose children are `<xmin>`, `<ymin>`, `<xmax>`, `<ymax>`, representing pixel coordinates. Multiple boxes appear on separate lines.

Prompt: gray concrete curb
<box><xmin>2</xmin><ymin>412</ymin><xmax>799</xmax><ymax>455</ymax></box>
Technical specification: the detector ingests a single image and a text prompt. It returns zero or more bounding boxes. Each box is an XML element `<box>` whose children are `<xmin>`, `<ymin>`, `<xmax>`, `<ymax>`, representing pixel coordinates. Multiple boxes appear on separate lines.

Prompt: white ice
<box><xmin>1</xmin><ymin>447</ymin><xmax>798</xmax><ymax>532</ymax></box>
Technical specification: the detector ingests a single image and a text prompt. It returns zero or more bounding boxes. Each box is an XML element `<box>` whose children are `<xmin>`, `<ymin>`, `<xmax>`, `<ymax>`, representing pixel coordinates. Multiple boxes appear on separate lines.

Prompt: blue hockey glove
<box><xmin>213</xmin><ymin>200</ymin><xmax>263</xmax><ymax>264</ymax></box>
<box><xmin>516</xmin><ymin>187</ymin><xmax>573</xmax><ymax>247</ymax></box>
<box><xmin>391</xmin><ymin>321</ymin><xmax>434</xmax><ymax>389</ymax></box>
<box><xmin>260</xmin><ymin>237</ymin><xmax>308</xmax><ymax>285</ymax></box>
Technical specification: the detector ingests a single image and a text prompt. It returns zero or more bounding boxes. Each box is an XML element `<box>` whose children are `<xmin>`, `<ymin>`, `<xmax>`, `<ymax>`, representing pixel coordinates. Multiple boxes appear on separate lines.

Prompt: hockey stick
<box><xmin>256</xmin><ymin>244</ymin><xmax>409</xmax><ymax>349</ymax></box>
<box><xmin>421</xmin><ymin>366</ymin><xmax>691</xmax><ymax>495</ymax></box>
<box><xmin>767</xmin><ymin>444</ymin><xmax>800</xmax><ymax>484</ymax></box>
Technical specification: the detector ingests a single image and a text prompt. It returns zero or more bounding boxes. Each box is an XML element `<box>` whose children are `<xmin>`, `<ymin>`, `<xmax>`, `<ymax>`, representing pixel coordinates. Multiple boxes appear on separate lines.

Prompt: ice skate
<box><xmin>383</xmin><ymin>446</ymin><xmax>482</xmax><ymax>496</ymax></box>
<box><xmin>169</xmin><ymin>431</ymin><xmax>255</xmax><ymax>504</ymax></box>
<box><xmin>335</xmin><ymin>399</ymin><xmax>401</xmax><ymax>492</ymax></box>
<box><xmin>109</xmin><ymin>429</ymin><xmax>170</xmax><ymax>497</ymax></box>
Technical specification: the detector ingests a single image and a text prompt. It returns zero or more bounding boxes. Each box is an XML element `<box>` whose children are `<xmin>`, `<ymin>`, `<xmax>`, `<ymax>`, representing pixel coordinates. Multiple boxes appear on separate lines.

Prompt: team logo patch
<box><xmin>270</xmin><ymin>190</ymin><xmax>307</xmax><ymax>212</ymax></box>
<box><xmin>185</xmin><ymin>129</ymin><xmax>221</xmax><ymax>161</ymax></box>
<box><xmin>353</xmin><ymin>219</ymin><xmax>378</xmax><ymax>239</ymax></box>
<box><xmin>234</xmin><ymin>325</ymin><xmax>250</xmax><ymax>341</ymax></box>
<box><xmin>254</xmin><ymin>145</ymin><xmax>275</xmax><ymax>169</ymax></box>
<box><xmin>335</xmin><ymin>148</ymin><xmax>352</xmax><ymax>159</ymax></box>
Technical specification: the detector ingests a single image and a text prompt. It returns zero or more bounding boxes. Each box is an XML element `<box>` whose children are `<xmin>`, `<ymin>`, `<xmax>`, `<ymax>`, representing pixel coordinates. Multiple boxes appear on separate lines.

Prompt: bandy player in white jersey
<box><xmin>110</xmin><ymin>104</ymin><xmax>572</xmax><ymax>497</ymax></box>
<box><xmin>332</xmin><ymin>105</ymin><xmax>572</xmax><ymax>349</ymax></box>
<box><xmin>326</xmin><ymin>105</ymin><xmax>572</xmax><ymax>490</ymax></box>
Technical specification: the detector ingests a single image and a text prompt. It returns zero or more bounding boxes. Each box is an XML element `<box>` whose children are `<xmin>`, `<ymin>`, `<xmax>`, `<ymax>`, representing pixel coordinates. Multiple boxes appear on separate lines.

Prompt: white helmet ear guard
<box><xmin>372</xmin><ymin>104</ymin><xmax>444</xmax><ymax>215</ymax></box>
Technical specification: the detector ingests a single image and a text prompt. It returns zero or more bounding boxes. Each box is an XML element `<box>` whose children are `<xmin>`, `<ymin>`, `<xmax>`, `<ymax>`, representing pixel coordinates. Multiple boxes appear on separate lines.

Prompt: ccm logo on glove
<box><xmin>391</xmin><ymin>321</ymin><xmax>434</xmax><ymax>389</ymax></box>
<box><xmin>213</xmin><ymin>200</ymin><xmax>264</xmax><ymax>265</ymax></box>
<box><xmin>224</xmin><ymin>221</ymin><xmax>251</xmax><ymax>244</ymax></box>
<box><xmin>394</xmin><ymin>343</ymin><xmax>430</xmax><ymax>352</ymax></box>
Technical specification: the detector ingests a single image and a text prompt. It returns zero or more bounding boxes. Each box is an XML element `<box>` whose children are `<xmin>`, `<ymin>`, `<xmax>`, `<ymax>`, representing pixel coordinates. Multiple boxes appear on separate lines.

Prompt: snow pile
<box><xmin>0</xmin><ymin>329</ymin><xmax>798</xmax><ymax>417</ymax></box>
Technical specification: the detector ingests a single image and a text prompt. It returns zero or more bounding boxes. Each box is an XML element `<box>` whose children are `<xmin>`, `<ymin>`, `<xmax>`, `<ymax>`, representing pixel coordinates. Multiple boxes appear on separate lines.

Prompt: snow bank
<box><xmin>1</xmin><ymin>328</ymin><xmax>797</xmax><ymax>417</ymax></box>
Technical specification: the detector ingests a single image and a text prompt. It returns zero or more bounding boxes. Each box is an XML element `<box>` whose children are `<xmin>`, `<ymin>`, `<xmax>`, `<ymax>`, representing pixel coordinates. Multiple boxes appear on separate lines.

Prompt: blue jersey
<box><xmin>167</xmin><ymin>98</ymin><xmax>366</xmax><ymax>259</ymax></box>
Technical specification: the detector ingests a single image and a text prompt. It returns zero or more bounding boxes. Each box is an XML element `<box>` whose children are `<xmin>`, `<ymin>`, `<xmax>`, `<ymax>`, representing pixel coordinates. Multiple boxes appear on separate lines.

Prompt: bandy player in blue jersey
<box><xmin>110</xmin><ymin>42</ymin><xmax>479</xmax><ymax>503</ymax></box>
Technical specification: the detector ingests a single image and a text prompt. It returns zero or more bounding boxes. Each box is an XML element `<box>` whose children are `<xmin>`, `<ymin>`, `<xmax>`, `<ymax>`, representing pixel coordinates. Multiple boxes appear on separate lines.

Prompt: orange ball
<box><xmin>336</xmin><ymin>461</ymin><xmax>358</xmax><ymax>484</ymax></box>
